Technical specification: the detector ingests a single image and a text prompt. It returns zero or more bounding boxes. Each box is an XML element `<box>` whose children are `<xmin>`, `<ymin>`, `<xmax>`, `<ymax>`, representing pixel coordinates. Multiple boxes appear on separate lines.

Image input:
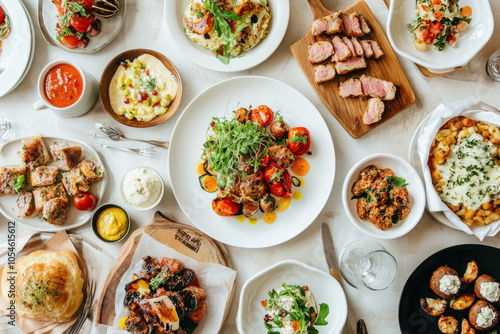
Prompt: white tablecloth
<box><xmin>0</xmin><ymin>0</ymin><xmax>499</xmax><ymax>333</ymax></box>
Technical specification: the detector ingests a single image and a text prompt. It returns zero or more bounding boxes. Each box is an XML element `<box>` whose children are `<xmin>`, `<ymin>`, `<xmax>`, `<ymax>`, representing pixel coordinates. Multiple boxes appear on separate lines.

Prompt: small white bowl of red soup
<box><xmin>33</xmin><ymin>59</ymin><xmax>98</xmax><ymax>117</ymax></box>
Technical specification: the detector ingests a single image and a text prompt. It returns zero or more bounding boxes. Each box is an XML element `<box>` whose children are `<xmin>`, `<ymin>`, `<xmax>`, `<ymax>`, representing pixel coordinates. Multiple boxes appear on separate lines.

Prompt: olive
<box><xmin>251</xmin><ymin>14</ymin><xmax>258</xmax><ymax>23</ymax></box>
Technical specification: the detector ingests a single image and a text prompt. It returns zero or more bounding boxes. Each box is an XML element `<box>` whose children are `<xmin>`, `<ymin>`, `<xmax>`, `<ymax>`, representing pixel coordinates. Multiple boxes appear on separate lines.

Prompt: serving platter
<box><xmin>96</xmin><ymin>212</ymin><xmax>234</xmax><ymax>331</ymax></box>
<box><xmin>290</xmin><ymin>0</ymin><xmax>415</xmax><ymax>139</ymax></box>
<box><xmin>0</xmin><ymin>136</ymin><xmax>107</xmax><ymax>232</ymax></box>
<box><xmin>163</xmin><ymin>0</ymin><xmax>290</xmax><ymax>72</ymax></box>
<box><xmin>237</xmin><ymin>260</ymin><xmax>347</xmax><ymax>334</ymax></box>
<box><xmin>387</xmin><ymin>0</ymin><xmax>494</xmax><ymax>72</ymax></box>
<box><xmin>38</xmin><ymin>0</ymin><xmax>126</xmax><ymax>54</ymax></box>
<box><xmin>0</xmin><ymin>0</ymin><xmax>33</xmax><ymax>98</ymax></box>
<box><xmin>399</xmin><ymin>244</ymin><xmax>500</xmax><ymax>334</ymax></box>
<box><xmin>168</xmin><ymin>76</ymin><xmax>336</xmax><ymax>248</ymax></box>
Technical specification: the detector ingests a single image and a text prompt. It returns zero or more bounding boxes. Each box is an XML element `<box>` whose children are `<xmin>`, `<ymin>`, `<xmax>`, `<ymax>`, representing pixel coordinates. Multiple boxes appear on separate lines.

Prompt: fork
<box><xmin>69</xmin><ymin>278</ymin><xmax>96</xmax><ymax>334</ymax></box>
<box><xmin>101</xmin><ymin>144</ymin><xmax>156</xmax><ymax>157</ymax></box>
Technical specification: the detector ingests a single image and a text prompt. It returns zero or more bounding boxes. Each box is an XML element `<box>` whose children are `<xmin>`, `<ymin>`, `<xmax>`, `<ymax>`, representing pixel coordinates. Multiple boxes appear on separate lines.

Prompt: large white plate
<box><xmin>387</xmin><ymin>0</ymin><xmax>493</xmax><ymax>71</ymax></box>
<box><xmin>168</xmin><ymin>76</ymin><xmax>335</xmax><ymax>248</ymax></box>
<box><xmin>236</xmin><ymin>260</ymin><xmax>347</xmax><ymax>334</ymax></box>
<box><xmin>164</xmin><ymin>0</ymin><xmax>289</xmax><ymax>72</ymax></box>
<box><xmin>0</xmin><ymin>0</ymin><xmax>32</xmax><ymax>97</ymax></box>
<box><xmin>40</xmin><ymin>0</ymin><xmax>126</xmax><ymax>54</ymax></box>
<box><xmin>0</xmin><ymin>136</ymin><xmax>107</xmax><ymax>232</ymax></box>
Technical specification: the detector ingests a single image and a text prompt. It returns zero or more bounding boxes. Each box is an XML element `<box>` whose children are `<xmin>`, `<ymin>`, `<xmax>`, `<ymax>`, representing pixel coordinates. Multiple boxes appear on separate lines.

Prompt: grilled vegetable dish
<box><xmin>121</xmin><ymin>256</ymin><xmax>206</xmax><ymax>334</ymax></box>
<box><xmin>351</xmin><ymin>165</ymin><xmax>411</xmax><ymax>230</ymax></box>
<box><xmin>407</xmin><ymin>0</ymin><xmax>472</xmax><ymax>51</ymax></box>
<box><xmin>261</xmin><ymin>283</ymin><xmax>329</xmax><ymax>334</ymax></box>
<box><xmin>52</xmin><ymin>0</ymin><xmax>119</xmax><ymax>49</ymax></box>
<box><xmin>184</xmin><ymin>0</ymin><xmax>271</xmax><ymax>64</ymax></box>
<box><xmin>199</xmin><ymin>105</ymin><xmax>311</xmax><ymax>219</ymax></box>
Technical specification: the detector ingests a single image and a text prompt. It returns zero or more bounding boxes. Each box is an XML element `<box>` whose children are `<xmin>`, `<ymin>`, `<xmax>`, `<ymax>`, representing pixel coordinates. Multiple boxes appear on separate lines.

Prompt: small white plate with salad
<box><xmin>387</xmin><ymin>0</ymin><xmax>493</xmax><ymax>72</ymax></box>
<box><xmin>237</xmin><ymin>260</ymin><xmax>348</xmax><ymax>334</ymax></box>
<box><xmin>164</xmin><ymin>0</ymin><xmax>289</xmax><ymax>72</ymax></box>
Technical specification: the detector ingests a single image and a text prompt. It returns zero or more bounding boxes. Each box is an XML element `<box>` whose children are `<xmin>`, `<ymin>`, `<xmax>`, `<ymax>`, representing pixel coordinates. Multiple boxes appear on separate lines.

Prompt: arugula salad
<box><xmin>407</xmin><ymin>0</ymin><xmax>472</xmax><ymax>51</ymax></box>
<box><xmin>184</xmin><ymin>0</ymin><xmax>272</xmax><ymax>64</ymax></box>
<box><xmin>262</xmin><ymin>283</ymin><xmax>329</xmax><ymax>334</ymax></box>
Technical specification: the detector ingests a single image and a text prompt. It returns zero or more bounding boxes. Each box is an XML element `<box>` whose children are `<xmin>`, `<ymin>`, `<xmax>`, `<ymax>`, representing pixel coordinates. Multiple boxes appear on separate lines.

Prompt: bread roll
<box><xmin>1</xmin><ymin>250</ymin><xmax>84</xmax><ymax>322</ymax></box>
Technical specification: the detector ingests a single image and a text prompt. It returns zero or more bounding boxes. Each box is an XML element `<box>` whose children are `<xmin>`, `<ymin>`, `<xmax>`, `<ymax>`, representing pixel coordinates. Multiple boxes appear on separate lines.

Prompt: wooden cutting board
<box><xmin>95</xmin><ymin>212</ymin><xmax>234</xmax><ymax>332</ymax></box>
<box><xmin>290</xmin><ymin>0</ymin><xmax>416</xmax><ymax>139</ymax></box>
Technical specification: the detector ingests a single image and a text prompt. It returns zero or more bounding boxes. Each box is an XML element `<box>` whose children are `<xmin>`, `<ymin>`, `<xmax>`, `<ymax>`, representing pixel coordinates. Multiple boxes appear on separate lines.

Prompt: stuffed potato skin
<box><xmin>474</xmin><ymin>274</ymin><xmax>500</xmax><ymax>303</ymax></box>
<box><xmin>469</xmin><ymin>300</ymin><xmax>499</xmax><ymax>331</ymax></box>
<box><xmin>430</xmin><ymin>266</ymin><xmax>462</xmax><ymax>299</ymax></box>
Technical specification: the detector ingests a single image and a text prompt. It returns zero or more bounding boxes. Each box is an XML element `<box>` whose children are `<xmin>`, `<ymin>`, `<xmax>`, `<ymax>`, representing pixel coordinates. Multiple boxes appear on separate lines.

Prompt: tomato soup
<box><xmin>43</xmin><ymin>63</ymin><xmax>83</xmax><ymax>108</ymax></box>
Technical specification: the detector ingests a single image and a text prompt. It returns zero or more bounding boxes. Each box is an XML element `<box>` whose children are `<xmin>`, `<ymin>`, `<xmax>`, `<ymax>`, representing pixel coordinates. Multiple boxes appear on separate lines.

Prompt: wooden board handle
<box><xmin>307</xmin><ymin>0</ymin><xmax>332</xmax><ymax>20</ymax></box>
<box><xmin>329</xmin><ymin>268</ymin><xmax>342</xmax><ymax>284</ymax></box>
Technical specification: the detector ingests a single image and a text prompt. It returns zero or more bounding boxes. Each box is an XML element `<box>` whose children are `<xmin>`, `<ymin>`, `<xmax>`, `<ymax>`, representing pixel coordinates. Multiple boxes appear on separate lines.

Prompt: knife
<box><xmin>321</xmin><ymin>223</ymin><xmax>342</xmax><ymax>283</ymax></box>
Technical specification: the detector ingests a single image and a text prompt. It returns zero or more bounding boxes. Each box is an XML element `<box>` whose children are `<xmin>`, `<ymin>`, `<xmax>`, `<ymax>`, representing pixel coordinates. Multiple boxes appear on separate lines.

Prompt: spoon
<box><xmin>95</xmin><ymin>123</ymin><xmax>169</xmax><ymax>148</ymax></box>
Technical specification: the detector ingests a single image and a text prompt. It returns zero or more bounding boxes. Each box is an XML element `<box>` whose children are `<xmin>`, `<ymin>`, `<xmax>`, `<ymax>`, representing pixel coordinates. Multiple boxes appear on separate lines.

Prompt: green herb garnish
<box><xmin>14</xmin><ymin>175</ymin><xmax>24</xmax><ymax>193</ymax></box>
<box><xmin>21</xmin><ymin>273</ymin><xmax>59</xmax><ymax>308</ymax></box>
<box><xmin>137</xmin><ymin>76</ymin><xmax>157</xmax><ymax>92</ymax></box>
<box><xmin>149</xmin><ymin>268</ymin><xmax>168</xmax><ymax>291</ymax></box>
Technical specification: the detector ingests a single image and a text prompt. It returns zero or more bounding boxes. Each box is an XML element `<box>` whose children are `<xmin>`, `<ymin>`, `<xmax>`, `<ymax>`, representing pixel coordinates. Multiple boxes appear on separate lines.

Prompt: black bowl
<box><xmin>91</xmin><ymin>203</ymin><xmax>130</xmax><ymax>243</ymax></box>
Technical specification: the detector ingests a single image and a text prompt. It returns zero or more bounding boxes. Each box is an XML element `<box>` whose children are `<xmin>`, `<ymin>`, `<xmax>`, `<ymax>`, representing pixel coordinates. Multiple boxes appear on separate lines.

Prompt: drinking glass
<box><xmin>486</xmin><ymin>50</ymin><xmax>500</xmax><ymax>82</ymax></box>
<box><xmin>0</xmin><ymin>116</ymin><xmax>12</xmax><ymax>142</ymax></box>
<box><xmin>339</xmin><ymin>240</ymin><xmax>398</xmax><ymax>291</ymax></box>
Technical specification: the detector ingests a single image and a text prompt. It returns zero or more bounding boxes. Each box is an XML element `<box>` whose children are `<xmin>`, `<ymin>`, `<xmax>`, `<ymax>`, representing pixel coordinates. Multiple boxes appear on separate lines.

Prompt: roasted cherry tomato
<box><xmin>287</xmin><ymin>127</ymin><xmax>311</xmax><ymax>156</ymax></box>
<box><xmin>259</xmin><ymin>155</ymin><xmax>271</xmax><ymax>170</ymax></box>
<box><xmin>70</xmin><ymin>13</ymin><xmax>95</xmax><ymax>33</ymax></box>
<box><xmin>250</xmin><ymin>105</ymin><xmax>274</xmax><ymax>127</ymax></box>
<box><xmin>74</xmin><ymin>192</ymin><xmax>97</xmax><ymax>211</ymax></box>
<box><xmin>57</xmin><ymin>34</ymin><xmax>83</xmax><ymax>48</ymax></box>
<box><xmin>264</xmin><ymin>162</ymin><xmax>292</xmax><ymax>198</ymax></box>
<box><xmin>212</xmin><ymin>197</ymin><xmax>240</xmax><ymax>216</ymax></box>
<box><xmin>0</xmin><ymin>6</ymin><xmax>5</xmax><ymax>24</ymax></box>
<box><xmin>78</xmin><ymin>0</ymin><xmax>95</xmax><ymax>9</ymax></box>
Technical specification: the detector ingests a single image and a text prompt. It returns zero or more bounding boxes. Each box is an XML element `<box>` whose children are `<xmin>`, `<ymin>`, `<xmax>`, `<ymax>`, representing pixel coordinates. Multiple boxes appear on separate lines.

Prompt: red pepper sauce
<box><xmin>44</xmin><ymin>63</ymin><xmax>83</xmax><ymax>108</ymax></box>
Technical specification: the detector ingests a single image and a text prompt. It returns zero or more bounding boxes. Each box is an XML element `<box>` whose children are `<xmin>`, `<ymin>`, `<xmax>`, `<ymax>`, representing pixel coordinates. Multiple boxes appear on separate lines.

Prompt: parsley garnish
<box><xmin>14</xmin><ymin>175</ymin><xmax>24</xmax><ymax>193</ymax></box>
<box><xmin>149</xmin><ymin>268</ymin><xmax>168</xmax><ymax>291</ymax></box>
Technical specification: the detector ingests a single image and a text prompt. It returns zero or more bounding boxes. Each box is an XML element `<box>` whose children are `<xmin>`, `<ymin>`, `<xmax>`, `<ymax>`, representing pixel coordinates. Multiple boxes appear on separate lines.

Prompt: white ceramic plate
<box><xmin>342</xmin><ymin>153</ymin><xmax>426</xmax><ymax>239</ymax></box>
<box><xmin>168</xmin><ymin>76</ymin><xmax>335</xmax><ymax>248</ymax></box>
<box><xmin>407</xmin><ymin>112</ymin><xmax>500</xmax><ymax>237</ymax></box>
<box><xmin>387</xmin><ymin>0</ymin><xmax>493</xmax><ymax>71</ymax></box>
<box><xmin>164</xmin><ymin>0</ymin><xmax>289</xmax><ymax>72</ymax></box>
<box><xmin>40</xmin><ymin>0</ymin><xmax>126</xmax><ymax>54</ymax></box>
<box><xmin>0</xmin><ymin>0</ymin><xmax>32</xmax><ymax>98</ymax></box>
<box><xmin>236</xmin><ymin>260</ymin><xmax>347</xmax><ymax>334</ymax></box>
<box><xmin>0</xmin><ymin>136</ymin><xmax>107</xmax><ymax>232</ymax></box>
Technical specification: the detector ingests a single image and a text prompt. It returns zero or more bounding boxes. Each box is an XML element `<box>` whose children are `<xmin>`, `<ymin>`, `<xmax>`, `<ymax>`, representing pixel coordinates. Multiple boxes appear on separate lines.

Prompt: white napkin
<box><xmin>91</xmin><ymin>233</ymin><xmax>236</xmax><ymax>334</ymax></box>
<box><xmin>417</xmin><ymin>100</ymin><xmax>500</xmax><ymax>240</ymax></box>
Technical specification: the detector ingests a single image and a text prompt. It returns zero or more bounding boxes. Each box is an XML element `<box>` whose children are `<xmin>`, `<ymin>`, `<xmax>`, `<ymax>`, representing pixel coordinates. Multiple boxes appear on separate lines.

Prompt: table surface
<box><xmin>0</xmin><ymin>0</ymin><xmax>499</xmax><ymax>333</ymax></box>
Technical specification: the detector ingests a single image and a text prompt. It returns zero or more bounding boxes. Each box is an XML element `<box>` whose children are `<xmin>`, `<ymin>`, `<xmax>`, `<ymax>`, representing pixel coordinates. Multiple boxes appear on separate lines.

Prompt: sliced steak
<box><xmin>360</xmin><ymin>40</ymin><xmax>374</xmax><ymax>58</ymax></box>
<box><xmin>360</xmin><ymin>75</ymin><xmax>397</xmax><ymax>100</ymax></box>
<box><xmin>351</xmin><ymin>37</ymin><xmax>364</xmax><ymax>56</ymax></box>
<box><xmin>341</xmin><ymin>12</ymin><xmax>363</xmax><ymax>37</ymax></box>
<box><xmin>363</xmin><ymin>98</ymin><xmax>385</xmax><ymax>124</ymax></box>
<box><xmin>311</xmin><ymin>12</ymin><xmax>343</xmax><ymax>35</ymax></box>
<box><xmin>370</xmin><ymin>40</ymin><xmax>384</xmax><ymax>59</ymax></box>
<box><xmin>338</xmin><ymin>77</ymin><xmax>365</xmax><ymax>98</ymax></box>
<box><xmin>335</xmin><ymin>57</ymin><xmax>367</xmax><ymax>75</ymax></box>
<box><xmin>308</xmin><ymin>41</ymin><xmax>334</xmax><ymax>64</ymax></box>
<box><xmin>314</xmin><ymin>64</ymin><xmax>336</xmax><ymax>83</ymax></box>
<box><xmin>332</xmin><ymin>36</ymin><xmax>352</xmax><ymax>62</ymax></box>
<box><xmin>342</xmin><ymin>37</ymin><xmax>356</xmax><ymax>56</ymax></box>
<box><xmin>359</xmin><ymin>14</ymin><xmax>371</xmax><ymax>34</ymax></box>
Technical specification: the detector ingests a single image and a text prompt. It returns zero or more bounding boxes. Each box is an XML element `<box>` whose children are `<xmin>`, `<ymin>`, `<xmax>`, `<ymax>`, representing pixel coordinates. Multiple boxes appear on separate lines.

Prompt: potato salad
<box><xmin>262</xmin><ymin>284</ymin><xmax>329</xmax><ymax>334</ymax></box>
<box><xmin>407</xmin><ymin>0</ymin><xmax>472</xmax><ymax>51</ymax></box>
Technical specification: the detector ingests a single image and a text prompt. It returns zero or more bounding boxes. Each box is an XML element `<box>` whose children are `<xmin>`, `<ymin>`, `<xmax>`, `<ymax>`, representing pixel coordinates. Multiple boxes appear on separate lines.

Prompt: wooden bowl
<box><xmin>99</xmin><ymin>49</ymin><xmax>183</xmax><ymax>128</ymax></box>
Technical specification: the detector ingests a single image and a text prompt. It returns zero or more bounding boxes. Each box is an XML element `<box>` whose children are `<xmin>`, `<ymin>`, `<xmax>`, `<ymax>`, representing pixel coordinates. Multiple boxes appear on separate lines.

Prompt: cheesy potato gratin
<box><xmin>429</xmin><ymin>116</ymin><xmax>500</xmax><ymax>226</ymax></box>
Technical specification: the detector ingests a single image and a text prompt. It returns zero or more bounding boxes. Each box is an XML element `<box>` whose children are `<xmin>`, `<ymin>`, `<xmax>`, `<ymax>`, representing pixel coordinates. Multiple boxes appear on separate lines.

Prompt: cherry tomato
<box><xmin>212</xmin><ymin>197</ymin><xmax>240</xmax><ymax>216</ymax></box>
<box><xmin>287</xmin><ymin>127</ymin><xmax>311</xmax><ymax>156</ymax></box>
<box><xmin>264</xmin><ymin>163</ymin><xmax>292</xmax><ymax>198</ymax></box>
<box><xmin>57</xmin><ymin>34</ymin><xmax>83</xmax><ymax>48</ymax></box>
<box><xmin>74</xmin><ymin>192</ymin><xmax>97</xmax><ymax>211</ymax></box>
<box><xmin>70</xmin><ymin>13</ymin><xmax>95</xmax><ymax>33</ymax></box>
<box><xmin>78</xmin><ymin>0</ymin><xmax>95</xmax><ymax>10</ymax></box>
<box><xmin>259</xmin><ymin>155</ymin><xmax>271</xmax><ymax>170</ymax></box>
<box><xmin>0</xmin><ymin>6</ymin><xmax>5</xmax><ymax>24</ymax></box>
<box><xmin>250</xmin><ymin>105</ymin><xmax>274</xmax><ymax>127</ymax></box>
